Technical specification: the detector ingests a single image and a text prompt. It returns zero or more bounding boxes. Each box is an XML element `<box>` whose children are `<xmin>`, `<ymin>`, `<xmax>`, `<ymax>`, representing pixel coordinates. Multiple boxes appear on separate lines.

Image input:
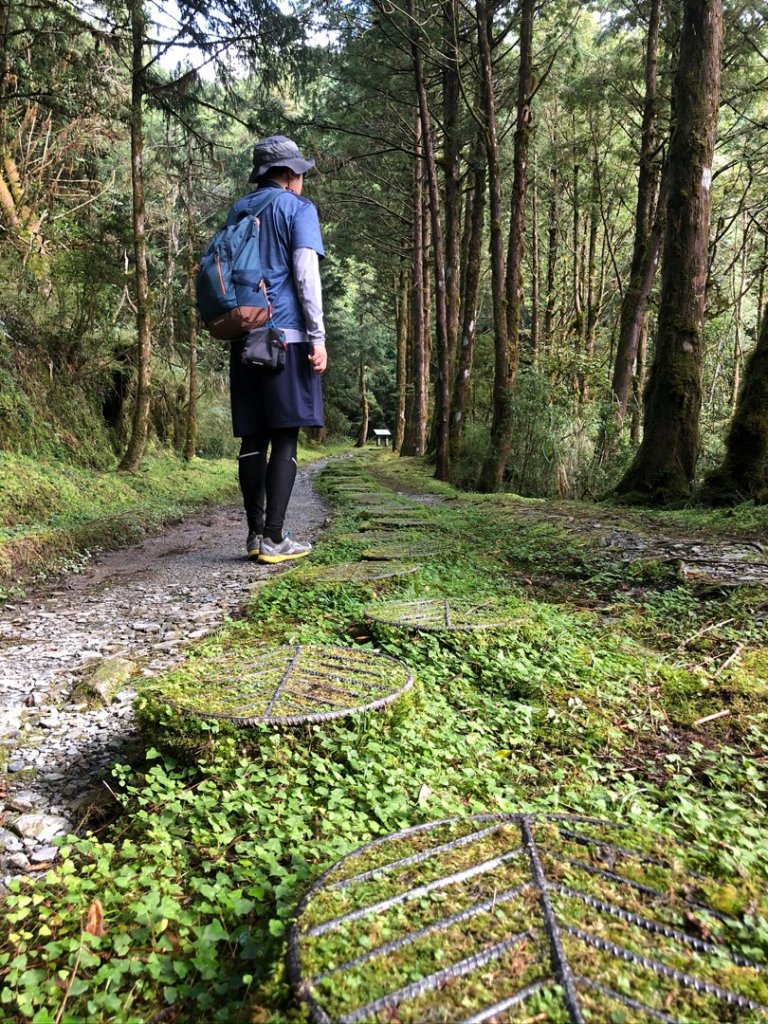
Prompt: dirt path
<box><xmin>0</xmin><ymin>465</ymin><xmax>328</xmax><ymax>885</ymax></box>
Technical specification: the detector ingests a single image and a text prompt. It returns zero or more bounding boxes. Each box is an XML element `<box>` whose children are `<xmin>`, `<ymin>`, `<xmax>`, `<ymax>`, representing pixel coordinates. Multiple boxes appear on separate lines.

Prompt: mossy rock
<box><xmin>70</xmin><ymin>657</ymin><xmax>138</xmax><ymax>706</ymax></box>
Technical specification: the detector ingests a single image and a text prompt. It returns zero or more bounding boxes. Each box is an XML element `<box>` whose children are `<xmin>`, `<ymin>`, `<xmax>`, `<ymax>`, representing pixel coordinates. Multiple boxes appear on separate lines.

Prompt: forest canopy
<box><xmin>0</xmin><ymin>0</ymin><xmax>766</xmax><ymax>503</ymax></box>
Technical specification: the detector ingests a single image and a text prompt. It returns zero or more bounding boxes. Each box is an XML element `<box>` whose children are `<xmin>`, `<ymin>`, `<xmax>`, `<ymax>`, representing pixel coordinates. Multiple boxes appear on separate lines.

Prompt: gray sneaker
<box><xmin>258</xmin><ymin>535</ymin><xmax>312</xmax><ymax>564</ymax></box>
<box><xmin>246</xmin><ymin>532</ymin><xmax>262</xmax><ymax>559</ymax></box>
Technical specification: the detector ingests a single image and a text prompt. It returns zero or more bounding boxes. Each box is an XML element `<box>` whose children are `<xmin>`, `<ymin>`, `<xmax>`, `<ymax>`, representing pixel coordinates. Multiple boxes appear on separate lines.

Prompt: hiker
<box><xmin>230</xmin><ymin>135</ymin><xmax>327</xmax><ymax>564</ymax></box>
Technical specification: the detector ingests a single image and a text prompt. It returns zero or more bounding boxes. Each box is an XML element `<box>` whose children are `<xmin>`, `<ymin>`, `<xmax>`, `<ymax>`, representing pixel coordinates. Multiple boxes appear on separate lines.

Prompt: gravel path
<box><xmin>0</xmin><ymin>465</ymin><xmax>328</xmax><ymax>886</ymax></box>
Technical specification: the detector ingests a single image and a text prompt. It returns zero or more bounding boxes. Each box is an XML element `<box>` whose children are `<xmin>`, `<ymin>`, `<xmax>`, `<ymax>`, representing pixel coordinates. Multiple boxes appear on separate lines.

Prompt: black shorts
<box><xmin>229</xmin><ymin>339</ymin><xmax>324</xmax><ymax>437</ymax></box>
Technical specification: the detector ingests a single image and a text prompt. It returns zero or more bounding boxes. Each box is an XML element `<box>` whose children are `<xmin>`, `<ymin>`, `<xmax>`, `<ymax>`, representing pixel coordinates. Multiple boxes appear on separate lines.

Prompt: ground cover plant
<box><xmin>0</xmin><ymin>451</ymin><xmax>766</xmax><ymax>1022</ymax></box>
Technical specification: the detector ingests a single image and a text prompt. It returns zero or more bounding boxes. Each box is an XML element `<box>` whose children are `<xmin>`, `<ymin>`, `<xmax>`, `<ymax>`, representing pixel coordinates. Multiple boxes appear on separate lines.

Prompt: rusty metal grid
<box><xmin>166</xmin><ymin>644</ymin><xmax>413</xmax><ymax>726</ymax></box>
<box><xmin>365</xmin><ymin>597</ymin><xmax>519</xmax><ymax>631</ymax></box>
<box><xmin>300</xmin><ymin>561</ymin><xmax>420</xmax><ymax>584</ymax></box>
<box><xmin>361</xmin><ymin>543</ymin><xmax>440</xmax><ymax>561</ymax></box>
<box><xmin>288</xmin><ymin>813</ymin><xmax>767</xmax><ymax>1024</ymax></box>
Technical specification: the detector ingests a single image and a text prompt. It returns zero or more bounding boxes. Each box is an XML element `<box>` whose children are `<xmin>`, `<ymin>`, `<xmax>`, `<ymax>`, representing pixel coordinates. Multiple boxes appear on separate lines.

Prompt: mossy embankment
<box><xmin>1</xmin><ymin>451</ymin><xmax>766</xmax><ymax>1022</ymax></box>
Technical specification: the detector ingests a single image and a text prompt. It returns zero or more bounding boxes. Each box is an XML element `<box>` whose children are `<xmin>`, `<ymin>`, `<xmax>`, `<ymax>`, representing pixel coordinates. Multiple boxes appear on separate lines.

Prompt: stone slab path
<box><xmin>0</xmin><ymin>465</ymin><xmax>328</xmax><ymax>885</ymax></box>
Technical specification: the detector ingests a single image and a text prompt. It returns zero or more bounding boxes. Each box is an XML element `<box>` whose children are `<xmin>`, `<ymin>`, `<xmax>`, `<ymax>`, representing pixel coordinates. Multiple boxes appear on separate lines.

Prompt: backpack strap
<box><xmin>227</xmin><ymin>188</ymin><xmax>281</xmax><ymax>226</ymax></box>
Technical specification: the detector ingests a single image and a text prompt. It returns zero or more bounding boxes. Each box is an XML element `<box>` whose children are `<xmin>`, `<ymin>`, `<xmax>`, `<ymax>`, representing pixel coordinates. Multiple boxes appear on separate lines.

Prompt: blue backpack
<box><xmin>195</xmin><ymin>190</ymin><xmax>279</xmax><ymax>340</ymax></box>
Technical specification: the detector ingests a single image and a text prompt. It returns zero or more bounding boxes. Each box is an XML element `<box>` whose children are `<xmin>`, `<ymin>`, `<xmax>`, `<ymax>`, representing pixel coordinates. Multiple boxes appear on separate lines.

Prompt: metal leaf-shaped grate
<box><xmin>301</xmin><ymin>561</ymin><xmax>420</xmax><ymax>584</ymax></box>
<box><xmin>362</xmin><ymin>543</ymin><xmax>439</xmax><ymax>561</ymax></box>
<box><xmin>366</xmin><ymin>597</ymin><xmax>519</xmax><ymax>631</ymax></box>
<box><xmin>289</xmin><ymin>814</ymin><xmax>768</xmax><ymax>1024</ymax></box>
<box><xmin>164</xmin><ymin>644</ymin><xmax>413</xmax><ymax>726</ymax></box>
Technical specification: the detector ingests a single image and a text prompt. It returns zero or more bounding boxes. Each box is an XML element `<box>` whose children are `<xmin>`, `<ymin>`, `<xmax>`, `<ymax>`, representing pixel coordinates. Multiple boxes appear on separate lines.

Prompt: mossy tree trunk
<box><xmin>544</xmin><ymin>166</ymin><xmax>559</xmax><ymax>354</ymax></box>
<box><xmin>393</xmin><ymin>265</ymin><xmax>409</xmax><ymax>454</ymax></box>
<box><xmin>478</xmin><ymin>0</ymin><xmax>534</xmax><ymax>492</ymax></box>
<box><xmin>356</xmin><ymin>356</ymin><xmax>369</xmax><ymax>448</ymax></box>
<box><xmin>449</xmin><ymin>132</ymin><xmax>485</xmax><ymax>464</ymax></box>
<box><xmin>119</xmin><ymin>0</ymin><xmax>153</xmax><ymax>472</ymax></box>
<box><xmin>401</xmin><ymin>113</ymin><xmax>428</xmax><ymax>457</ymax></box>
<box><xmin>409</xmin><ymin>0</ymin><xmax>450</xmax><ymax>480</ymax></box>
<box><xmin>183</xmin><ymin>137</ymin><xmax>198</xmax><ymax>462</ymax></box>
<box><xmin>610</xmin><ymin>0</ymin><xmax>662</xmax><ymax>424</ymax></box>
<box><xmin>704</xmin><ymin>305</ymin><xmax>768</xmax><ymax>501</ymax></box>
<box><xmin>615</xmin><ymin>0</ymin><xmax>723</xmax><ymax>502</ymax></box>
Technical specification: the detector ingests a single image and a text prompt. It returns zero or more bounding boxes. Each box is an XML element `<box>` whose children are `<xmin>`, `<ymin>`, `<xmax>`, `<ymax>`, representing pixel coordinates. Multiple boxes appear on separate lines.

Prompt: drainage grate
<box><xmin>365</xmin><ymin>597</ymin><xmax>519</xmax><ymax>631</ymax></box>
<box><xmin>288</xmin><ymin>813</ymin><xmax>767</xmax><ymax>1024</ymax></box>
<box><xmin>362</xmin><ymin>543</ymin><xmax>439</xmax><ymax>561</ymax></box>
<box><xmin>337</xmin><ymin>530</ymin><xmax>428</xmax><ymax>547</ymax></box>
<box><xmin>301</xmin><ymin>561</ymin><xmax>420</xmax><ymax>584</ymax></box>
<box><xmin>163</xmin><ymin>644</ymin><xmax>413</xmax><ymax>726</ymax></box>
<box><xmin>364</xmin><ymin>517</ymin><xmax>431</xmax><ymax>530</ymax></box>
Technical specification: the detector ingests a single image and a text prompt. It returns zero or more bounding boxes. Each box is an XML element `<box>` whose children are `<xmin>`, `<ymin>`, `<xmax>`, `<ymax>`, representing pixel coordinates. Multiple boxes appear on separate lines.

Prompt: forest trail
<box><xmin>0</xmin><ymin>466</ymin><xmax>328</xmax><ymax>883</ymax></box>
<box><xmin>2</xmin><ymin>461</ymin><xmax>766</xmax><ymax>882</ymax></box>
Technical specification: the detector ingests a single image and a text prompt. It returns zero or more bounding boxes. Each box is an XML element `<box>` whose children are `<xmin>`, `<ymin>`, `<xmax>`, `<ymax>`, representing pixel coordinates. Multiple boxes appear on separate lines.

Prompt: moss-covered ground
<box><xmin>1</xmin><ymin>451</ymin><xmax>766</xmax><ymax>1022</ymax></box>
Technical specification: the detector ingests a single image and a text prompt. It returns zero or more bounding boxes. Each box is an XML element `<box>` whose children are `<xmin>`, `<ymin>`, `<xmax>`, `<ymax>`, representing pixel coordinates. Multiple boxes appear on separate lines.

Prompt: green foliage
<box><xmin>2</xmin><ymin>454</ymin><xmax>766</xmax><ymax>1021</ymax></box>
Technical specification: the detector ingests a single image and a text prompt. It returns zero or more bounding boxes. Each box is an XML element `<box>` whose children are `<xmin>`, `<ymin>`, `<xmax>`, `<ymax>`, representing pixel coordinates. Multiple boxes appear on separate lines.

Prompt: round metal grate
<box><xmin>289</xmin><ymin>813</ymin><xmax>768</xmax><ymax>1024</ymax></box>
<box><xmin>301</xmin><ymin>561</ymin><xmax>421</xmax><ymax>584</ymax></box>
<box><xmin>366</xmin><ymin>597</ymin><xmax>519</xmax><ymax>631</ymax></box>
<box><xmin>163</xmin><ymin>644</ymin><xmax>413</xmax><ymax>726</ymax></box>
<box><xmin>362</xmin><ymin>543</ymin><xmax>439</xmax><ymax>561</ymax></box>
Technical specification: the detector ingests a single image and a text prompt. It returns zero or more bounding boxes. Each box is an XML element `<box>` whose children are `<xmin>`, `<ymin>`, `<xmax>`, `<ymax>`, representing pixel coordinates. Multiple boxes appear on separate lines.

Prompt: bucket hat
<box><xmin>249</xmin><ymin>135</ymin><xmax>316</xmax><ymax>183</ymax></box>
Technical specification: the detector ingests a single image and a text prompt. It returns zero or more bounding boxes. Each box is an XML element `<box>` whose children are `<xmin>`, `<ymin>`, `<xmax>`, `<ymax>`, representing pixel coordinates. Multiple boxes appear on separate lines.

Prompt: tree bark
<box><xmin>704</xmin><ymin>304</ymin><xmax>768</xmax><ymax>501</ymax></box>
<box><xmin>529</xmin><ymin>153</ymin><xmax>540</xmax><ymax>360</ymax></box>
<box><xmin>119</xmin><ymin>0</ymin><xmax>153</xmax><ymax>472</ymax></box>
<box><xmin>610</xmin><ymin>0</ymin><xmax>662</xmax><ymax>422</ymax></box>
<box><xmin>356</xmin><ymin>356</ymin><xmax>369</xmax><ymax>447</ymax></box>
<box><xmin>616</xmin><ymin>0</ymin><xmax>723</xmax><ymax>501</ymax></box>
<box><xmin>478</xmin><ymin>0</ymin><xmax>533</xmax><ymax>492</ymax></box>
<box><xmin>449</xmin><ymin>144</ymin><xmax>486</xmax><ymax>463</ymax></box>
<box><xmin>442</xmin><ymin>0</ymin><xmax>462</xmax><ymax>382</ymax></box>
<box><xmin>183</xmin><ymin>137</ymin><xmax>198</xmax><ymax>462</ymax></box>
<box><xmin>544</xmin><ymin>167</ymin><xmax>559</xmax><ymax>354</ymax></box>
<box><xmin>393</xmin><ymin>264</ymin><xmax>409</xmax><ymax>454</ymax></box>
<box><xmin>401</xmin><ymin>114</ymin><xmax>427</xmax><ymax>458</ymax></box>
<box><xmin>409</xmin><ymin>0</ymin><xmax>450</xmax><ymax>479</ymax></box>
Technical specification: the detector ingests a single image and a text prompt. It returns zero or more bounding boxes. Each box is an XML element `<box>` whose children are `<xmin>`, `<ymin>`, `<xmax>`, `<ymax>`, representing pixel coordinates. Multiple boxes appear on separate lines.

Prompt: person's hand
<box><xmin>309</xmin><ymin>344</ymin><xmax>327</xmax><ymax>373</ymax></box>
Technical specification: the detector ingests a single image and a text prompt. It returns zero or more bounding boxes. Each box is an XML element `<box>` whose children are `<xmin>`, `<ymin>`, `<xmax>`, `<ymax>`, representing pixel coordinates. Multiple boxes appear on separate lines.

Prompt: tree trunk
<box><xmin>609</xmin><ymin>0</ymin><xmax>662</xmax><ymax>422</ymax></box>
<box><xmin>401</xmin><ymin>115</ymin><xmax>427</xmax><ymax>458</ymax></box>
<box><xmin>616</xmin><ymin>0</ymin><xmax>723</xmax><ymax>501</ymax></box>
<box><xmin>630</xmin><ymin>320</ymin><xmax>648</xmax><ymax>444</ymax></box>
<box><xmin>478</xmin><ymin>0</ymin><xmax>533</xmax><ymax>492</ymax></box>
<box><xmin>729</xmin><ymin>213</ymin><xmax>748</xmax><ymax>414</ymax></box>
<box><xmin>529</xmin><ymin>153</ymin><xmax>540</xmax><ymax>360</ymax></box>
<box><xmin>442</xmin><ymin>0</ymin><xmax>462</xmax><ymax>382</ymax></box>
<box><xmin>449</xmin><ymin>145</ymin><xmax>486</xmax><ymax>463</ymax></box>
<box><xmin>119</xmin><ymin>0</ymin><xmax>153</xmax><ymax>472</ymax></box>
<box><xmin>393</xmin><ymin>265</ymin><xmax>409</xmax><ymax>454</ymax></box>
<box><xmin>409</xmin><ymin>0</ymin><xmax>450</xmax><ymax>480</ymax></box>
<box><xmin>183</xmin><ymin>138</ymin><xmax>198</xmax><ymax>462</ymax></box>
<box><xmin>704</xmin><ymin>303</ymin><xmax>768</xmax><ymax>501</ymax></box>
<box><xmin>571</xmin><ymin>161</ymin><xmax>583</xmax><ymax>377</ymax></box>
<box><xmin>356</xmin><ymin>356</ymin><xmax>369</xmax><ymax>447</ymax></box>
<box><xmin>544</xmin><ymin>167</ymin><xmax>559</xmax><ymax>354</ymax></box>
<box><xmin>585</xmin><ymin>165</ymin><xmax>599</xmax><ymax>357</ymax></box>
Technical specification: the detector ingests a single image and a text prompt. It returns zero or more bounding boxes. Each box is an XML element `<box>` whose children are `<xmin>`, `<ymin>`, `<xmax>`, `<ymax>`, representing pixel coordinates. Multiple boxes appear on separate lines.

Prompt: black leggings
<box><xmin>238</xmin><ymin>428</ymin><xmax>299</xmax><ymax>541</ymax></box>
